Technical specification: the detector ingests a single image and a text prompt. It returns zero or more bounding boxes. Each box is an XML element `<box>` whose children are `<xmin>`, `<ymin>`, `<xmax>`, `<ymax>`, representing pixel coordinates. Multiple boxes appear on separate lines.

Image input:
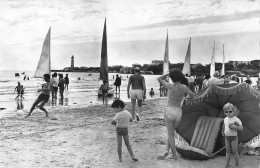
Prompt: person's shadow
<box><xmin>16</xmin><ymin>99</ymin><xmax>24</xmax><ymax>110</ymax></box>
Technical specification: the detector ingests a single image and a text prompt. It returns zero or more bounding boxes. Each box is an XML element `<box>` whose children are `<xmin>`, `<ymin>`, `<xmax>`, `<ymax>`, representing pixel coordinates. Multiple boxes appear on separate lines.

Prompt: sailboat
<box><xmin>34</xmin><ymin>27</ymin><xmax>51</xmax><ymax>78</ymax></box>
<box><xmin>220</xmin><ymin>44</ymin><xmax>225</xmax><ymax>76</ymax></box>
<box><xmin>182</xmin><ymin>37</ymin><xmax>191</xmax><ymax>76</ymax></box>
<box><xmin>160</xmin><ymin>30</ymin><xmax>169</xmax><ymax>97</ymax></box>
<box><xmin>210</xmin><ymin>41</ymin><xmax>215</xmax><ymax>78</ymax></box>
<box><xmin>98</xmin><ymin>19</ymin><xmax>115</xmax><ymax>96</ymax></box>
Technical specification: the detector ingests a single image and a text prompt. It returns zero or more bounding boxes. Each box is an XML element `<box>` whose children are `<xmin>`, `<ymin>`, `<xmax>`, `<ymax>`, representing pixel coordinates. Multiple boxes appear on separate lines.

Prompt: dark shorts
<box><xmin>37</xmin><ymin>94</ymin><xmax>50</xmax><ymax>102</ymax></box>
<box><xmin>117</xmin><ymin>127</ymin><xmax>128</xmax><ymax>136</ymax></box>
<box><xmin>225</xmin><ymin>136</ymin><xmax>238</xmax><ymax>143</ymax></box>
<box><xmin>53</xmin><ymin>87</ymin><xmax>58</xmax><ymax>92</ymax></box>
<box><xmin>102</xmin><ymin>90</ymin><xmax>108</xmax><ymax>94</ymax></box>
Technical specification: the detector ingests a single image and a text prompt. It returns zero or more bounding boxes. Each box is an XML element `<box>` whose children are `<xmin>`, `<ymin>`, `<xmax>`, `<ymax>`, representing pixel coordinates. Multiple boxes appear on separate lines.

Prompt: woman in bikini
<box><xmin>157</xmin><ymin>68</ymin><xmax>194</xmax><ymax>160</ymax></box>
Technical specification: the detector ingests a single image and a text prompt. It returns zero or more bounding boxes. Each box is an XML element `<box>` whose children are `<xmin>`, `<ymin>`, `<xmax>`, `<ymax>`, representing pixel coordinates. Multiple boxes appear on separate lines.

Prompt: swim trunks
<box><xmin>117</xmin><ymin>127</ymin><xmax>128</xmax><ymax>136</ymax></box>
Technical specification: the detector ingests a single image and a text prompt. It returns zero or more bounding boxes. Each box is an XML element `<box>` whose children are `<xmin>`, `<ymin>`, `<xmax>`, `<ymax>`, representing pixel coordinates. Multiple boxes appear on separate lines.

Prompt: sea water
<box><xmin>0</xmin><ymin>70</ymin><xmax>258</xmax><ymax>113</ymax></box>
<box><xmin>0</xmin><ymin>70</ymin><xmax>162</xmax><ymax>114</ymax></box>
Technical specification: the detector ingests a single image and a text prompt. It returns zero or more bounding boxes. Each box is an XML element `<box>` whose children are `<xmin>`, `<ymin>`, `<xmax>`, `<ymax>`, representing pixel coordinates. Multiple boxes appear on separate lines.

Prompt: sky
<box><xmin>0</xmin><ymin>0</ymin><xmax>259</xmax><ymax>71</ymax></box>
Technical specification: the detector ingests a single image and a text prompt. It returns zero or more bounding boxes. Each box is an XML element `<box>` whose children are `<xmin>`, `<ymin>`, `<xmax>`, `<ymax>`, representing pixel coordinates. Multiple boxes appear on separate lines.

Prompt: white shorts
<box><xmin>130</xmin><ymin>90</ymin><xmax>143</xmax><ymax>99</ymax></box>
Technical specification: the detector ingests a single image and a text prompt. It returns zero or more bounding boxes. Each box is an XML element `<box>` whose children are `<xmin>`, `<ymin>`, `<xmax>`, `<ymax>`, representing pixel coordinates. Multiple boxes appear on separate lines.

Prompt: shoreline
<box><xmin>1</xmin><ymin>98</ymin><xmax>259</xmax><ymax>168</ymax></box>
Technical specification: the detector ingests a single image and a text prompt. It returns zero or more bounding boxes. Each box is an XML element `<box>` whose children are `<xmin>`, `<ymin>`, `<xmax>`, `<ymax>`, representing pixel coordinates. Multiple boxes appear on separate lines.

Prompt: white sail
<box><xmin>163</xmin><ymin>31</ymin><xmax>169</xmax><ymax>75</ymax></box>
<box><xmin>210</xmin><ymin>41</ymin><xmax>215</xmax><ymax>78</ymax></box>
<box><xmin>182</xmin><ymin>38</ymin><xmax>191</xmax><ymax>76</ymax></box>
<box><xmin>34</xmin><ymin>28</ymin><xmax>51</xmax><ymax>78</ymax></box>
<box><xmin>221</xmin><ymin>44</ymin><xmax>225</xmax><ymax>76</ymax></box>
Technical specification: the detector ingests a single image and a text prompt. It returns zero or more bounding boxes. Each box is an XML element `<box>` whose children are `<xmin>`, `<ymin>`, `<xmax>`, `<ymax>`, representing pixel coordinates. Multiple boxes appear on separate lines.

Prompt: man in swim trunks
<box><xmin>127</xmin><ymin>67</ymin><xmax>146</xmax><ymax>121</ymax></box>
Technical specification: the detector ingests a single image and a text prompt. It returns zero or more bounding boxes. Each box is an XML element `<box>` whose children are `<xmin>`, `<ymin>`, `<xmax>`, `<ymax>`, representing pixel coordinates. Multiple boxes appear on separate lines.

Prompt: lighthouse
<box><xmin>71</xmin><ymin>55</ymin><xmax>74</xmax><ymax>68</ymax></box>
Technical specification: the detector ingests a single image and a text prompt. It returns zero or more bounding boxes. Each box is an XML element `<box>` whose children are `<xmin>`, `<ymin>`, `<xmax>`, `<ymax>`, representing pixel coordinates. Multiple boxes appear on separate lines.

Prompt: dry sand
<box><xmin>1</xmin><ymin>98</ymin><xmax>259</xmax><ymax>168</ymax></box>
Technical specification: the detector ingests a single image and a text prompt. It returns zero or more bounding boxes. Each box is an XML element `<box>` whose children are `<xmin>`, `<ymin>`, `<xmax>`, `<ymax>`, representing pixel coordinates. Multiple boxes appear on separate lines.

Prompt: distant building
<box><xmin>151</xmin><ymin>60</ymin><xmax>164</xmax><ymax>65</ymax></box>
<box><xmin>71</xmin><ymin>55</ymin><xmax>74</xmax><ymax>68</ymax></box>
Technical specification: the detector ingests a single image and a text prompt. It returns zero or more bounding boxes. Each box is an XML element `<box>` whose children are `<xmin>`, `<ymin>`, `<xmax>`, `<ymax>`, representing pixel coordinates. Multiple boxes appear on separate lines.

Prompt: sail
<box><xmin>34</xmin><ymin>28</ymin><xmax>51</xmax><ymax>78</ymax></box>
<box><xmin>163</xmin><ymin>31</ymin><xmax>169</xmax><ymax>75</ymax></box>
<box><xmin>182</xmin><ymin>38</ymin><xmax>191</xmax><ymax>76</ymax></box>
<box><xmin>221</xmin><ymin>44</ymin><xmax>225</xmax><ymax>76</ymax></box>
<box><xmin>210</xmin><ymin>41</ymin><xmax>215</xmax><ymax>78</ymax></box>
<box><xmin>100</xmin><ymin>19</ymin><xmax>109</xmax><ymax>85</ymax></box>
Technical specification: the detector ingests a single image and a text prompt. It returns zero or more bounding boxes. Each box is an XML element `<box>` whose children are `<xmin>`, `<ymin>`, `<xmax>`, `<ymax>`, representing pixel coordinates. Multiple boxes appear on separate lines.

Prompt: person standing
<box><xmin>222</xmin><ymin>103</ymin><xmax>243</xmax><ymax>168</ymax></box>
<box><xmin>157</xmin><ymin>68</ymin><xmax>194</xmax><ymax>160</ymax></box>
<box><xmin>114</xmin><ymin>74</ymin><xmax>121</xmax><ymax>94</ymax></box>
<box><xmin>64</xmin><ymin>74</ymin><xmax>69</xmax><ymax>90</ymax></box>
<box><xmin>111</xmin><ymin>99</ymin><xmax>138</xmax><ymax>162</ymax></box>
<box><xmin>25</xmin><ymin>74</ymin><xmax>51</xmax><ymax>118</ymax></box>
<box><xmin>202</xmin><ymin>74</ymin><xmax>211</xmax><ymax>89</ymax></box>
<box><xmin>51</xmin><ymin>73</ymin><xmax>59</xmax><ymax>100</ymax></box>
<box><xmin>14</xmin><ymin>82</ymin><xmax>25</xmax><ymax>99</ymax></box>
<box><xmin>58</xmin><ymin>74</ymin><xmax>66</xmax><ymax>102</ymax></box>
<box><xmin>127</xmin><ymin>67</ymin><xmax>146</xmax><ymax>121</ymax></box>
<box><xmin>208</xmin><ymin>71</ymin><xmax>220</xmax><ymax>87</ymax></box>
<box><xmin>244</xmin><ymin>76</ymin><xmax>252</xmax><ymax>85</ymax></box>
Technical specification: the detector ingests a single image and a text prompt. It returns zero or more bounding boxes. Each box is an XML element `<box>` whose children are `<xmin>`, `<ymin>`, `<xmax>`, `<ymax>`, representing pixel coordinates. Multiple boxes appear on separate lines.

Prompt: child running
<box><xmin>222</xmin><ymin>103</ymin><xmax>243</xmax><ymax>168</ymax></box>
<box><xmin>14</xmin><ymin>82</ymin><xmax>25</xmax><ymax>99</ymax></box>
<box><xmin>25</xmin><ymin>74</ymin><xmax>51</xmax><ymax>118</ymax></box>
<box><xmin>111</xmin><ymin>99</ymin><xmax>138</xmax><ymax>162</ymax></box>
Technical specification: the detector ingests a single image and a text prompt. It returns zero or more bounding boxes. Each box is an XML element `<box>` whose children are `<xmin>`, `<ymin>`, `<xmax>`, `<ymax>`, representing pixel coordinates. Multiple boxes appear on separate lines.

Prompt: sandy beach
<box><xmin>1</xmin><ymin>98</ymin><xmax>259</xmax><ymax>168</ymax></box>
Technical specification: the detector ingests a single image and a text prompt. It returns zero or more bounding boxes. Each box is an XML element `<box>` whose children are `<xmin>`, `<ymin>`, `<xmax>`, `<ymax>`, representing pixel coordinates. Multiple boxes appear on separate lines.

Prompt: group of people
<box><xmin>111</xmin><ymin>68</ymin><xmax>243</xmax><ymax>167</ymax></box>
<box><xmin>24</xmin><ymin>73</ymin><xmax>69</xmax><ymax>118</ymax></box>
<box><xmin>182</xmin><ymin>72</ymin><xmax>254</xmax><ymax>94</ymax></box>
<box><xmin>21</xmin><ymin>68</ymin><xmax>245</xmax><ymax>166</ymax></box>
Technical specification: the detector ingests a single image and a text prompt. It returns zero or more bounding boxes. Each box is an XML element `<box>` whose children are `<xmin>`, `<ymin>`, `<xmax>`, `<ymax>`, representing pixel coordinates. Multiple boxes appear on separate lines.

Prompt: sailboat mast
<box><xmin>163</xmin><ymin>30</ymin><xmax>169</xmax><ymax>75</ymax></box>
<box><xmin>49</xmin><ymin>27</ymin><xmax>51</xmax><ymax>76</ymax></box>
<box><xmin>221</xmin><ymin>44</ymin><xmax>225</xmax><ymax>76</ymax></box>
<box><xmin>182</xmin><ymin>37</ymin><xmax>191</xmax><ymax>76</ymax></box>
<box><xmin>210</xmin><ymin>41</ymin><xmax>215</xmax><ymax>77</ymax></box>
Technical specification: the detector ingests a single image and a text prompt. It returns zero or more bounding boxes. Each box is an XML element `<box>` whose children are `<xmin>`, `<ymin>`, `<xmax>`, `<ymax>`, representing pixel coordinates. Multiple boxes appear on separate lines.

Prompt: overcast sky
<box><xmin>0</xmin><ymin>0</ymin><xmax>259</xmax><ymax>71</ymax></box>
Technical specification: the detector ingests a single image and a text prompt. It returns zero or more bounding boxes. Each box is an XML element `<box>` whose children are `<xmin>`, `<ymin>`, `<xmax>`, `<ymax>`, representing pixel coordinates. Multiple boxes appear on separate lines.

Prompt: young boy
<box><xmin>100</xmin><ymin>79</ymin><xmax>108</xmax><ymax>105</ymax></box>
<box><xmin>222</xmin><ymin>103</ymin><xmax>243</xmax><ymax>168</ymax></box>
<box><xmin>111</xmin><ymin>99</ymin><xmax>138</xmax><ymax>162</ymax></box>
<box><xmin>25</xmin><ymin>74</ymin><xmax>51</xmax><ymax>118</ymax></box>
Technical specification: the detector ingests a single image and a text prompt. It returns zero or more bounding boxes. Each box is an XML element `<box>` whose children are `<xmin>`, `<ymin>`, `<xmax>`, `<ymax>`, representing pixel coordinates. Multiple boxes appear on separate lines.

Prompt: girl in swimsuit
<box><xmin>157</xmin><ymin>68</ymin><xmax>194</xmax><ymax>160</ymax></box>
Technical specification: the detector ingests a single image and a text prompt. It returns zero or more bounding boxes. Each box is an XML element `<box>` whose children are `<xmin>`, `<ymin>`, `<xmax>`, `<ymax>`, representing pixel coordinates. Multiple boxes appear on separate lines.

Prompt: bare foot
<box><xmin>132</xmin><ymin>157</ymin><xmax>138</xmax><ymax>162</ymax></box>
<box><xmin>167</xmin><ymin>155</ymin><xmax>177</xmax><ymax>160</ymax></box>
<box><xmin>118</xmin><ymin>158</ymin><xmax>122</xmax><ymax>162</ymax></box>
<box><xmin>157</xmin><ymin>152</ymin><xmax>168</xmax><ymax>160</ymax></box>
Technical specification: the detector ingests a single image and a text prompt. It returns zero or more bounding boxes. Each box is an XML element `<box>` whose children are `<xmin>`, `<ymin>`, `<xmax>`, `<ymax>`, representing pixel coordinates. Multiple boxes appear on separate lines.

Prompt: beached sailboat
<box><xmin>98</xmin><ymin>19</ymin><xmax>114</xmax><ymax>96</ymax></box>
<box><xmin>34</xmin><ymin>27</ymin><xmax>51</xmax><ymax>78</ymax></box>
<box><xmin>182</xmin><ymin>37</ymin><xmax>191</xmax><ymax>76</ymax></box>
<box><xmin>210</xmin><ymin>41</ymin><xmax>215</xmax><ymax>78</ymax></box>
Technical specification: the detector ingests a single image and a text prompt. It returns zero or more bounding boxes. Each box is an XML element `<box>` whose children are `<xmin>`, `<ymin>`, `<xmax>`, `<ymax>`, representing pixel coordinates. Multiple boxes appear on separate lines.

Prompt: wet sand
<box><xmin>1</xmin><ymin>98</ymin><xmax>259</xmax><ymax>168</ymax></box>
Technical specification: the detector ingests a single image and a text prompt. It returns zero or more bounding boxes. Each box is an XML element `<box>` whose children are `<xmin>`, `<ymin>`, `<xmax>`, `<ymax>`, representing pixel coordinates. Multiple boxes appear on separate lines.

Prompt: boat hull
<box><xmin>98</xmin><ymin>87</ymin><xmax>115</xmax><ymax>96</ymax></box>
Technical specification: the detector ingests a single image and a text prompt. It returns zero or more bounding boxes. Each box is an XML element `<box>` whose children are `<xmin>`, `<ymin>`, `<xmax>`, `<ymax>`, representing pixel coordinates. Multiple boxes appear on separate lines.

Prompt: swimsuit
<box><xmin>164</xmin><ymin>106</ymin><xmax>182</xmax><ymax>122</ymax></box>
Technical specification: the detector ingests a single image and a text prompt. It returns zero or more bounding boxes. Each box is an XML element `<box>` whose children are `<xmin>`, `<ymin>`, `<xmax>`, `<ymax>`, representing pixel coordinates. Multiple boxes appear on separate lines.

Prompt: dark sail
<box><xmin>100</xmin><ymin>19</ymin><xmax>109</xmax><ymax>85</ymax></box>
